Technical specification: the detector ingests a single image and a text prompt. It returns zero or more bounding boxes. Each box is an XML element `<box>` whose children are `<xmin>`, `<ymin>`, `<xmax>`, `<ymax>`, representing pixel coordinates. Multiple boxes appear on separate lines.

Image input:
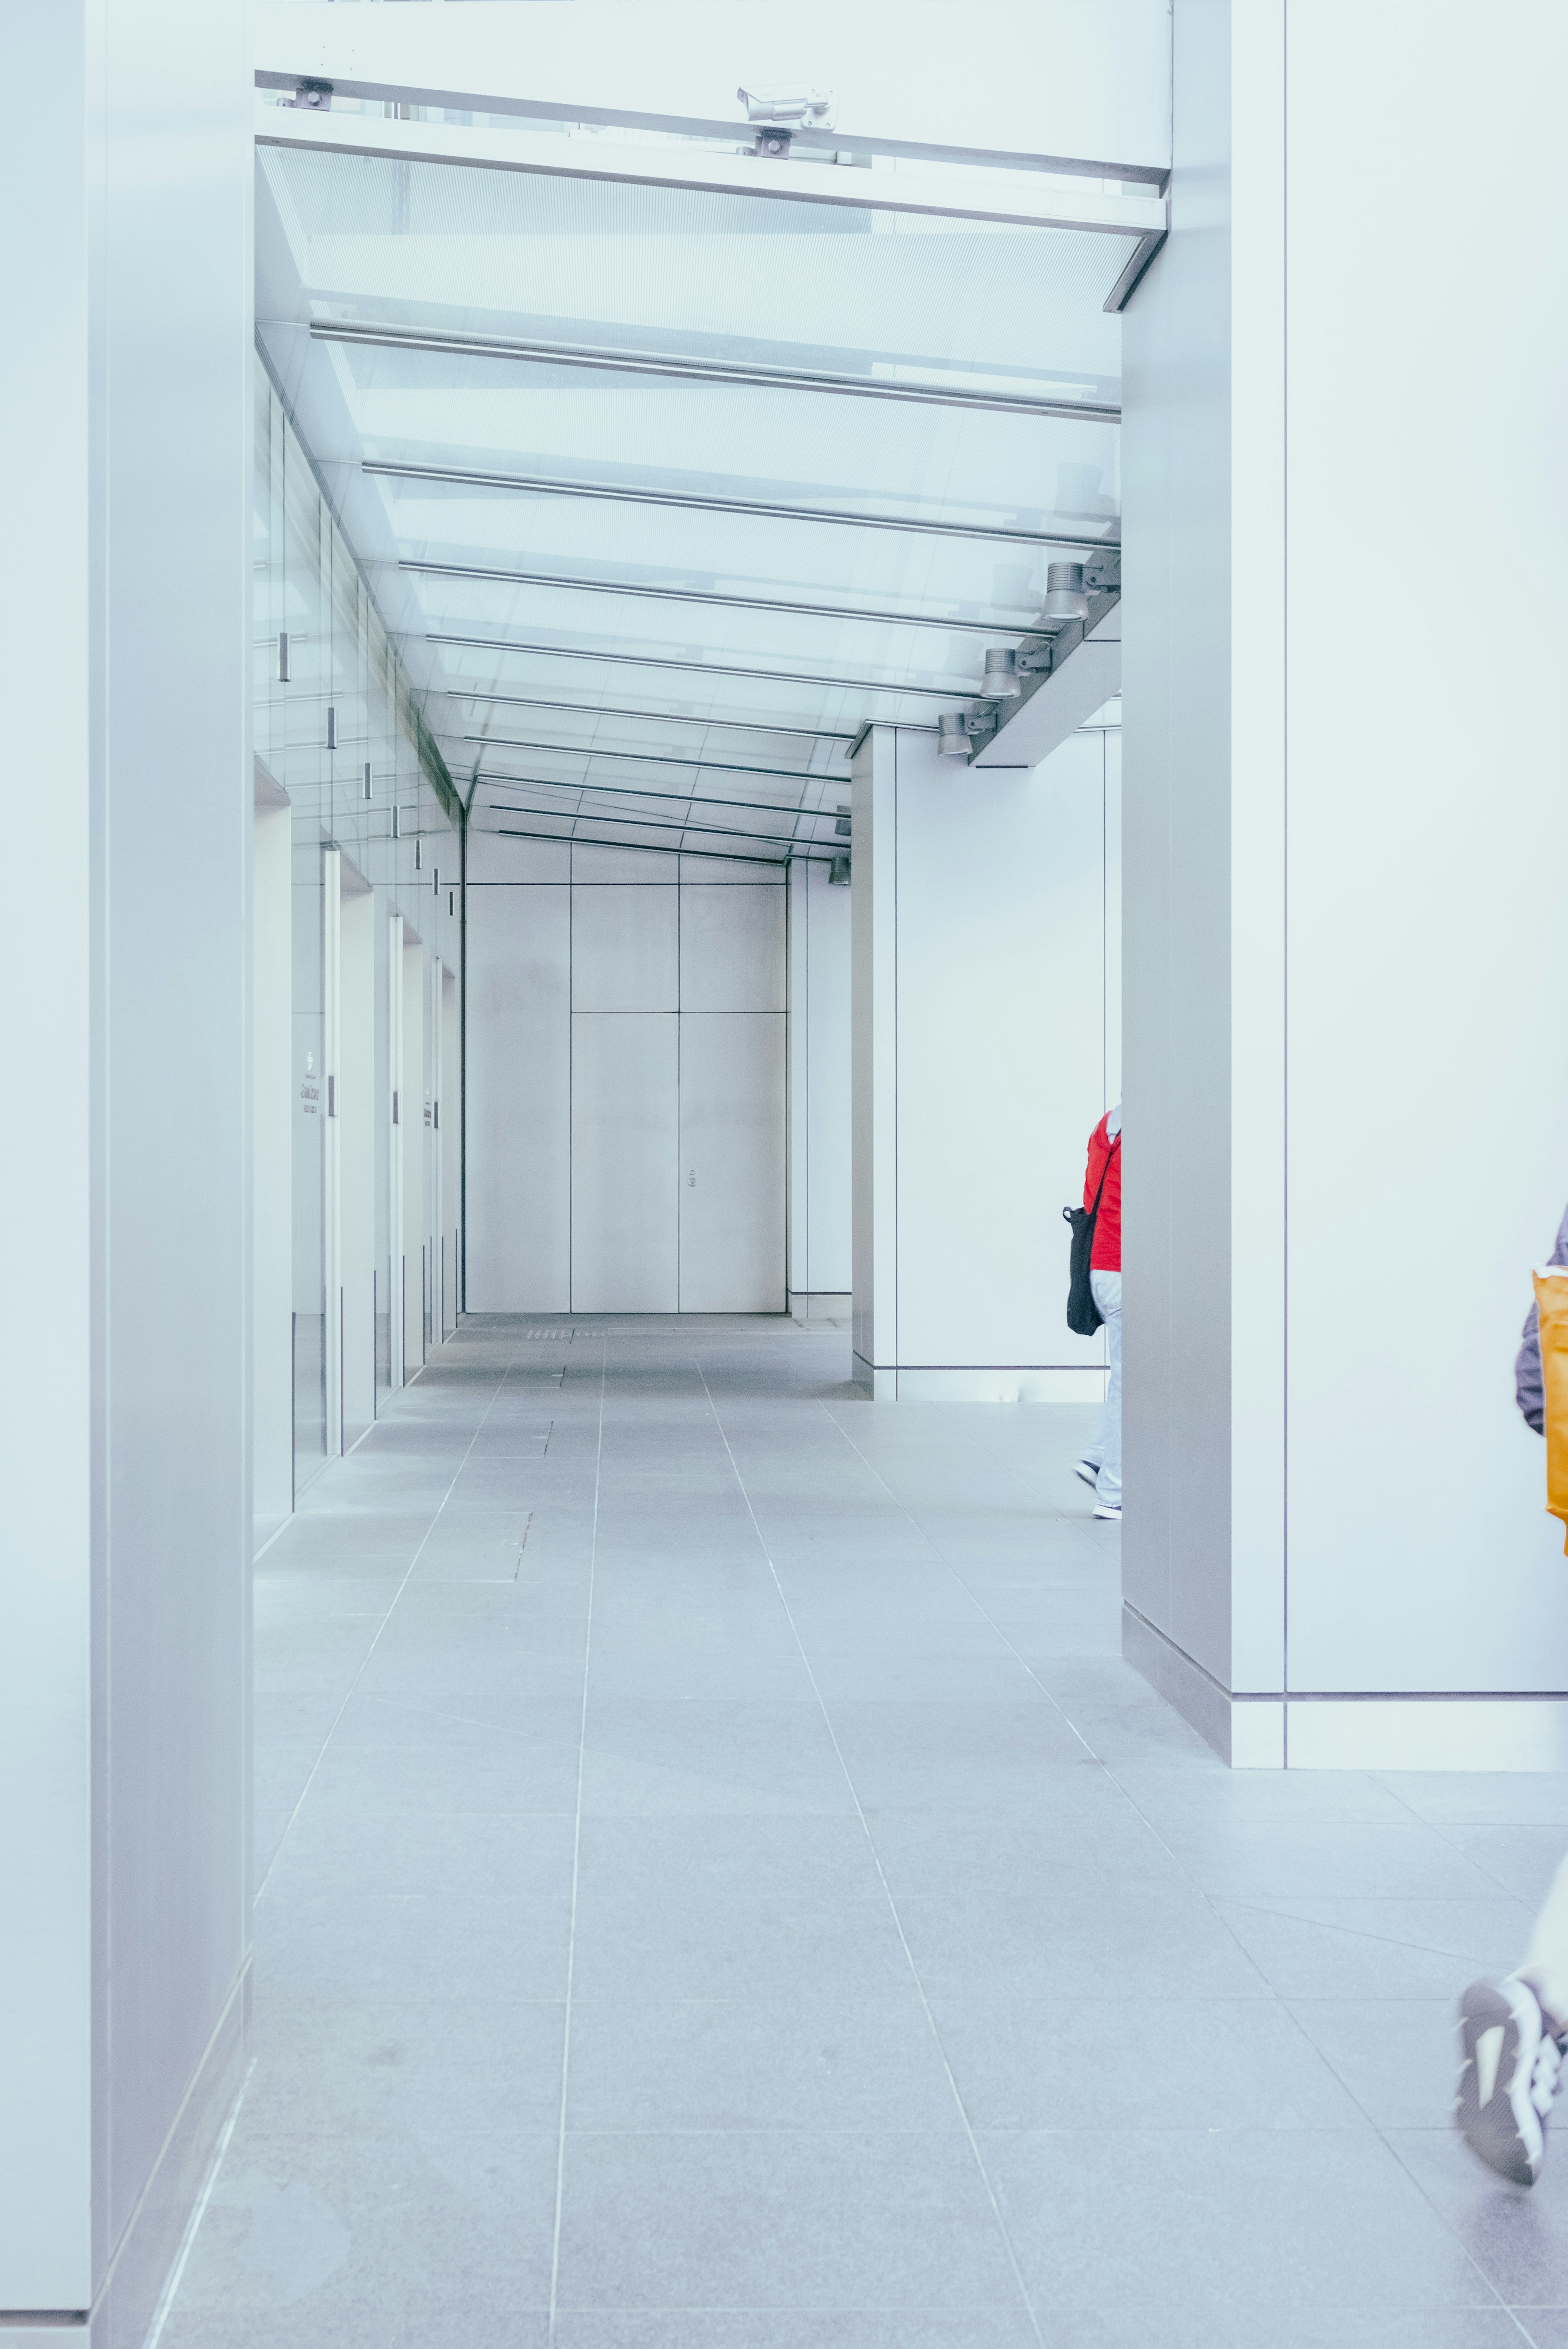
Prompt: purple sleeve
<box><xmin>1516</xmin><ymin>1202</ymin><xmax>1568</xmax><ymax>1434</ymax></box>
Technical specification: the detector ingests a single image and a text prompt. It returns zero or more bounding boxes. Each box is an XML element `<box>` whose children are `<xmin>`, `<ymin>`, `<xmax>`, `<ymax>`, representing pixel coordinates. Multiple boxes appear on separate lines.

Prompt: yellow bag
<box><xmin>1534</xmin><ymin>1270</ymin><xmax>1568</xmax><ymax>1553</ymax></box>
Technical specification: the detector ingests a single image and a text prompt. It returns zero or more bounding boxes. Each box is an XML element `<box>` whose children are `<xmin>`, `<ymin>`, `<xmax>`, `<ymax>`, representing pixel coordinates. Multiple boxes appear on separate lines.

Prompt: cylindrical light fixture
<box><xmin>326</xmin><ymin>705</ymin><xmax>337</xmax><ymax>750</ymax></box>
<box><xmin>414</xmin><ymin>838</ymin><xmax>423</xmax><ymax>870</ymax></box>
<box><xmin>392</xmin><ymin>806</ymin><xmax>402</xmax><ymax>838</ymax></box>
<box><xmin>938</xmin><ymin>710</ymin><xmax>971</xmax><ymax>757</ymax></box>
<box><xmin>982</xmin><ymin>647</ymin><xmax>1020</xmax><ymax>697</ymax></box>
<box><xmin>363</xmin><ymin>762</ymin><xmax>373</xmax><ymax>800</ymax></box>
<box><xmin>829</xmin><ymin>855</ymin><xmax>851</xmax><ymax>886</ymax></box>
<box><xmin>1042</xmin><ymin>561</ymin><xmax>1089</xmax><ymax>623</ymax></box>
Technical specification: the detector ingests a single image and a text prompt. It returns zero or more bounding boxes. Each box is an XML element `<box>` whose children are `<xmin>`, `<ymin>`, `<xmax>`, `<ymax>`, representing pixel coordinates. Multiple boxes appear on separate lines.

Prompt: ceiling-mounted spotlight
<box><xmin>982</xmin><ymin>648</ymin><xmax>1020</xmax><ymax>698</ymax></box>
<box><xmin>392</xmin><ymin>806</ymin><xmax>402</xmax><ymax>838</ymax></box>
<box><xmin>829</xmin><ymin>855</ymin><xmax>851</xmax><ymax>886</ymax></box>
<box><xmin>1042</xmin><ymin>560</ymin><xmax>1090</xmax><ymax>623</ymax></box>
<box><xmin>835</xmin><ymin>806</ymin><xmax>851</xmax><ymax>837</ymax></box>
<box><xmin>325</xmin><ymin>705</ymin><xmax>337</xmax><ymax>751</ymax></box>
<box><xmin>414</xmin><ymin>838</ymin><xmax>423</xmax><ymax>870</ymax></box>
<box><xmin>938</xmin><ymin>711</ymin><xmax>972</xmax><ymax>757</ymax></box>
<box><xmin>363</xmin><ymin>762</ymin><xmax>373</xmax><ymax>801</ymax></box>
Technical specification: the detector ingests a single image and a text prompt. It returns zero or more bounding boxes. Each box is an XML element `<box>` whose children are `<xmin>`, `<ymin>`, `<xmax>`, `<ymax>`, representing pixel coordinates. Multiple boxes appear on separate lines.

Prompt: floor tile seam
<box><xmin>810</xmin><ymin>1405</ymin><xmax>1310</xmax><ymax>2014</ymax></box>
<box><xmin>1207</xmin><ymin>1896</ymin><xmax>1536</xmax><ymax>1959</ymax></box>
<box><xmin>1374</xmin><ymin>2117</ymin><xmax>1523</xmax><ymax>2322</ymax></box>
<box><xmin>252</xmin><ymin>1336</ymin><xmax>537</xmax><ymax>1908</ymax></box>
<box><xmin>547</xmin><ymin>1334</ymin><xmax>608</xmax><ymax>2349</ymax></box>
<box><xmin>691</xmin><ymin>1355</ymin><xmax>1051</xmax><ymax>2349</ymax></box>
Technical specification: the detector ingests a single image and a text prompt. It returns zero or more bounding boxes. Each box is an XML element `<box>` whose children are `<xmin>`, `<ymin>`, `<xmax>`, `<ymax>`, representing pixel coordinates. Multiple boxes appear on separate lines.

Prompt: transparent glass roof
<box><xmin>256</xmin><ymin>126</ymin><xmax>1124</xmax><ymax>849</ymax></box>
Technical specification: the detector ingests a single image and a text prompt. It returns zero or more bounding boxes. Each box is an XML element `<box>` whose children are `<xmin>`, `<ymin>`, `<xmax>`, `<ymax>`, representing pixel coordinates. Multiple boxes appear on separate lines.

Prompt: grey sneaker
<box><xmin>1092</xmin><ymin>1499</ymin><xmax>1121</xmax><ymax>1521</ymax></box>
<box><xmin>1455</xmin><ymin>1975</ymin><xmax>1562</xmax><ymax>2184</ymax></box>
<box><xmin>1074</xmin><ymin>1460</ymin><xmax>1099</xmax><ymax>1490</ymax></box>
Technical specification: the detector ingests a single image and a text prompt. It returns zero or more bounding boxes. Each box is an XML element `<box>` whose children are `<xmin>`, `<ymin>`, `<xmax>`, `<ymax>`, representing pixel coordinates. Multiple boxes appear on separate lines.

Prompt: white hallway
<box><xmin>163</xmin><ymin>1316</ymin><xmax>1568</xmax><ymax>2347</ymax></box>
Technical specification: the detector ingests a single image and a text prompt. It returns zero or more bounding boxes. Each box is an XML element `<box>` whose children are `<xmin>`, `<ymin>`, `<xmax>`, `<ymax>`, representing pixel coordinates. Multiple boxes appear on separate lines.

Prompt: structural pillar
<box><xmin>1121</xmin><ymin>0</ymin><xmax>1568</xmax><ymax>1767</ymax></box>
<box><xmin>850</xmin><ymin>720</ymin><xmax>1120</xmax><ymax>1403</ymax></box>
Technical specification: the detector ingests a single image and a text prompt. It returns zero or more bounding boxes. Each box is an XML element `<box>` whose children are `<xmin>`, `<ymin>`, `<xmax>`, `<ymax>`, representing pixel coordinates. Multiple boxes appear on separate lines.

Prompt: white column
<box><xmin>0</xmin><ymin>0</ymin><xmax>252</xmax><ymax>2328</ymax></box>
<box><xmin>851</xmin><ymin>721</ymin><xmax>1117</xmax><ymax>1402</ymax></box>
<box><xmin>1122</xmin><ymin>0</ymin><xmax>1568</xmax><ymax>1768</ymax></box>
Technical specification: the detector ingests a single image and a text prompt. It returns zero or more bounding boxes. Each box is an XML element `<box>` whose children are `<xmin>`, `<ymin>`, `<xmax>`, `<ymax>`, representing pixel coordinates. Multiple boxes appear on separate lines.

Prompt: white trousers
<box><xmin>1521</xmin><ymin>1854</ymin><xmax>1568</xmax><ymax>2033</ymax></box>
<box><xmin>1079</xmin><ymin>1269</ymin><xmax>1121</xmax><ymax>1504</ymax></box>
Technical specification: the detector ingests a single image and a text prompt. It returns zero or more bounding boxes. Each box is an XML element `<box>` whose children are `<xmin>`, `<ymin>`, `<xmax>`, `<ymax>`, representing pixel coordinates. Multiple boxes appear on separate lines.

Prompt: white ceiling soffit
<box><xmin>256</xmin><ymin>108</ymin><xmax>1167</xmax><ymax>240</ymax></box>
<box><xmin>253</xmin><ymin>0</ymin><xmax>1172</xmax><ymax>180</ymax></box>
<box><xmin>969</xmin><ymin>604</ymin><xmax>1121</xmax><ymax>770</ymax></box>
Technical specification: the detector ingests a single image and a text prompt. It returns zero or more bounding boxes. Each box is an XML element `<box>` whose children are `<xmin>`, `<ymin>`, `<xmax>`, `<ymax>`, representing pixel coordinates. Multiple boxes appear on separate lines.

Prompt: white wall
<box><xmin>466</xmin><ymin>838</ymin><xmax>788</xmax><ymax>1313</ymax></box>
<box><xmin>1122</xmin><ymin>0</ymin><xmax>1568</xmax><ymax>1768</ymax></box>
<box><xmin>851</xmin><ymin>721</ymin><xmax>1120</xmax><ymax>1401</ymax></box>
<box><xmin>788</xmin><ymin>858</ymin><xmax>853</xmax><ymax>1304</ymax></box>
<box><xmin>0</xmin><ymin>0</ymin><xmax>253</xmax><ymax>2329</ymax></box>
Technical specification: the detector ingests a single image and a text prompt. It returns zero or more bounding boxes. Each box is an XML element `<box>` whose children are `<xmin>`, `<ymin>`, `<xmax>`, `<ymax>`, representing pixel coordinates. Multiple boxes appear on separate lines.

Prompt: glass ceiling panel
<box><xmin>376</xmin><ymin>476</ymin><xmax>1111</xmax><ymax>631</ymax></box>
<box><xmin>441</xmin><ymin>687</ymin><xmax>851</xmax><ymax>773</ymax></box>
<box><xmin>403</xmin><ymin>569</ymin><xmax>1027</xmax><ymax>690</ymax></box>
<box><xmin>258</xmin><ymin>131</ymin><xmax>1123</xmax><ymax>758</ymax></box>
<box><xmin>429</xmin><ymin>637</ymin><xmax>985</xmax><ymax>741</ymax></box>
<box><xmin>320</xmin><ymin>339</ymin><xmax>1118</xmax><ymax>543</ymax></box>
<box><xmin>261</xmin><ymin>145</ymin><xmax>1128</xmax><ymax>401</ymax></box>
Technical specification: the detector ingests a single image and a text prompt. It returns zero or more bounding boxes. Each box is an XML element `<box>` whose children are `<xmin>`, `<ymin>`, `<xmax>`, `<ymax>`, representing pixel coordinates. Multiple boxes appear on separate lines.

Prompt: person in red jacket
<box><xmin>1074</xmin><ymin>1104</ymin><xmax>1122</xmax><ymax>1520</ymax></box>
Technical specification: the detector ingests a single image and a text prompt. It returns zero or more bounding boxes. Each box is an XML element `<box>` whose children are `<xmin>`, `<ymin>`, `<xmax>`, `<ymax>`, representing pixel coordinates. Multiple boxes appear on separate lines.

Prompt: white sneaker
<box><xmin>1455</xmin><ymin>1974</ymin><xmax>1562</xmax><ymax>2184</ymax></box>
<box><xmin>1073</xmin><ymin>1460</ymin><xmax>1099</xmax><ymax>1489</ymax></box>
<box><xmin>1093</xmin><ymin>1499</ymin><xmax>1121</xmax><ymax>1521</ymax></box>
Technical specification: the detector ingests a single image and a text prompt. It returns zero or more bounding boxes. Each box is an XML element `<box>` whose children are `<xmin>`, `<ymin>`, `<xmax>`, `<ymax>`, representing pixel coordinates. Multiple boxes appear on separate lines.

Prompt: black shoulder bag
<box><xmin>1063</xmin><ymin>1138</ymin><xmax>1118</xmax><ymax>1336</ymax></box>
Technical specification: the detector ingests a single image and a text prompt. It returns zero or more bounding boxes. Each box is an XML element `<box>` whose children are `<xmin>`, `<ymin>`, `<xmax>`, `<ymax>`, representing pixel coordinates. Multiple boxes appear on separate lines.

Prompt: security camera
<box><xmin>737</xmin><ymin>82</ymin><xmax>836</xmax><ymax>129</ymax></box>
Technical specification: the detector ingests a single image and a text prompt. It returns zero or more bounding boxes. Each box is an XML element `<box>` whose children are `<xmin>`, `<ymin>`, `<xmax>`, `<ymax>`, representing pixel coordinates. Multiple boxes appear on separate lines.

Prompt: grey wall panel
<box><xmin>466</xmin><ymin>885</ymin><xmax>571</xmax><ymax>1310</ymax></box>
<box><xmin>573</xmin><ymin>1013</ymin><xmax>680</xmax><ymax>1309</ymax></box>
<box><xmin>468</xmin><ymin>834</ymin><xmax>571</xmax><ymax>883</ymax></box>
<box><xmin>680</xmin><ymin>1014</ymin><xmax>787</xmax><ymax>1312</ymax></box>
<box><xmin>573</xmin><ymin>884</ymin><xmax>679</xmax><ymax>1013</ymax></box>
<box><xmin>680</xmin><ymin>884</ymin><xmax>786</xmax><ymax>1013</ymax></box>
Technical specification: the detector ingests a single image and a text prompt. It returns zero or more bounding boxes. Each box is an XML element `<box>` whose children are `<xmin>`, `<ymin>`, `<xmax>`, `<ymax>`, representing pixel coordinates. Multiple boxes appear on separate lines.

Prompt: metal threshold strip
<box><xmin>477</xmin><ymin>770</ymin><xmax>843</xmax><ymax>826</ymax></box>
<box><xmin>449</xmin><ymin>733</ymin><xmax>838</xmax><ymax>787</ymax></box>
<box><xmin>421</xmin><ymin>632</ymin><xmax>978</xmax><ymax>701</ymax></box>
<box><xmin>493</xmin><ymin>823</ymin><xmax>824</xmax><ymax>866</ymax></box>
<box><xmin>441</xmin><ymin>688</ymin><xmax>853</xmax><ymax>748</ymax></box>
<box><xmin>403</xmin><ymin>558</ymin><xmax>1031</xmax><ymax>637</ymax></box>
<box><xmin>308</xmin><ymin>322</ymin><xmax>1120</xmax><ymax>424</ymax></box>
<box><xmin>362</xmin><ymin>461</ymin><xmax>1120</xmax><ymax>554</ymax></box>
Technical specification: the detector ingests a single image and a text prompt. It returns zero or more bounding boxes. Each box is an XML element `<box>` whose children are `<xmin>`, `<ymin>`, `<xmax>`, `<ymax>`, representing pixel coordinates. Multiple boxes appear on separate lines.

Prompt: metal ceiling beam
<box><xmin>307</xmin><ymin>322</ymin><xmax>1120</xmax><ymax>425</ymax></box>
<box><xmin>441</xmin><ymin>686</ymin><xmax>853</xmax><ymax>748</ymax></box>
<box><xmin>257</xmin><ymin>104</ymin><xmax>1166</xmax><ymax>236</ymax></box>
<box><xmin>484</xmin><ymin>796</ymin><xmax>823</xmax><ymax>852</ymax></box>
<box><xmin>363</xmin><ymin>459</ymin><xmax>1119</xmax><ymax>553</ymax></box>
<box><xmin>492</xmin><ymin>823</ymin><xmax>827</xmax><ymax>868</ymax></box>
<box><xmin>476</xmin><ymin>768</ymin><xmax>842</xmax><ymax>825</ymax></box>
<box><xmin>422</xmin><ymin>630</ymin><xmax>977</xmax><ymax>701</ymax></box>
<box><xmin>403</xmin><ymin>557</ymin><xmax>1034</xmax><ymax>637</ymax></box>
<box><xmin>448</xmin><ymin>732</ymin><xmax>835</xmax><ymax>788</ymax></box>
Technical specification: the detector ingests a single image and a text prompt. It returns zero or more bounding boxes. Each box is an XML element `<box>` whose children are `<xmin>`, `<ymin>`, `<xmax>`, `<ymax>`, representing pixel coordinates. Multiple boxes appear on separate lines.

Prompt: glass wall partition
<box><xmin>254</xmin><ymin>357</ymin><xmax>463</xmax><ymax>1501</ymax></box>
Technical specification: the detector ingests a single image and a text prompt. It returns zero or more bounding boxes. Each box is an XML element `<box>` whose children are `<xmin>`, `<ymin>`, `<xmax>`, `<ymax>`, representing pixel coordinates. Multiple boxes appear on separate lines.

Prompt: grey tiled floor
<box><xmin>161</xmin><ymin>1314</ymin><xmax>1568</xmax><ymax>2346</ymax></box>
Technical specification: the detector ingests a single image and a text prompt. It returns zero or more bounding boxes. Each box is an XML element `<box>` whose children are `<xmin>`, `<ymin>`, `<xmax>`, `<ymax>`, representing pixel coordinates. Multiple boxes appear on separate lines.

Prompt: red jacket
<box><xmin>1083</xmin><ymin>1114</ymin><xmax>1121</xmax><ymax>1271</ymax></box>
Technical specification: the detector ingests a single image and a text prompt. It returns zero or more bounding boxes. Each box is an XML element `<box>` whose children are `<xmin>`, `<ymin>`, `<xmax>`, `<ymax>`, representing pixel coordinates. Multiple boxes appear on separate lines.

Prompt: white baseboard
<box><xmin>850</xmin><ymin>1354</ymin><xmax>1106</xmax><ymax>1404</ymax></box>
<box><xmin>1123</xmin><ymin>1603</ymin><xmax>1568</xmax><ymax>1770</ymax></box>
<box><xmin>788</xmin><ymin>1291</ymin><xmax>851</xmax><ymax>1324</ymax></box>
<box><xmin>41</xmin><ymin>1960</ymin><xmax>252</xmax><ymax>2347</ymax></box>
